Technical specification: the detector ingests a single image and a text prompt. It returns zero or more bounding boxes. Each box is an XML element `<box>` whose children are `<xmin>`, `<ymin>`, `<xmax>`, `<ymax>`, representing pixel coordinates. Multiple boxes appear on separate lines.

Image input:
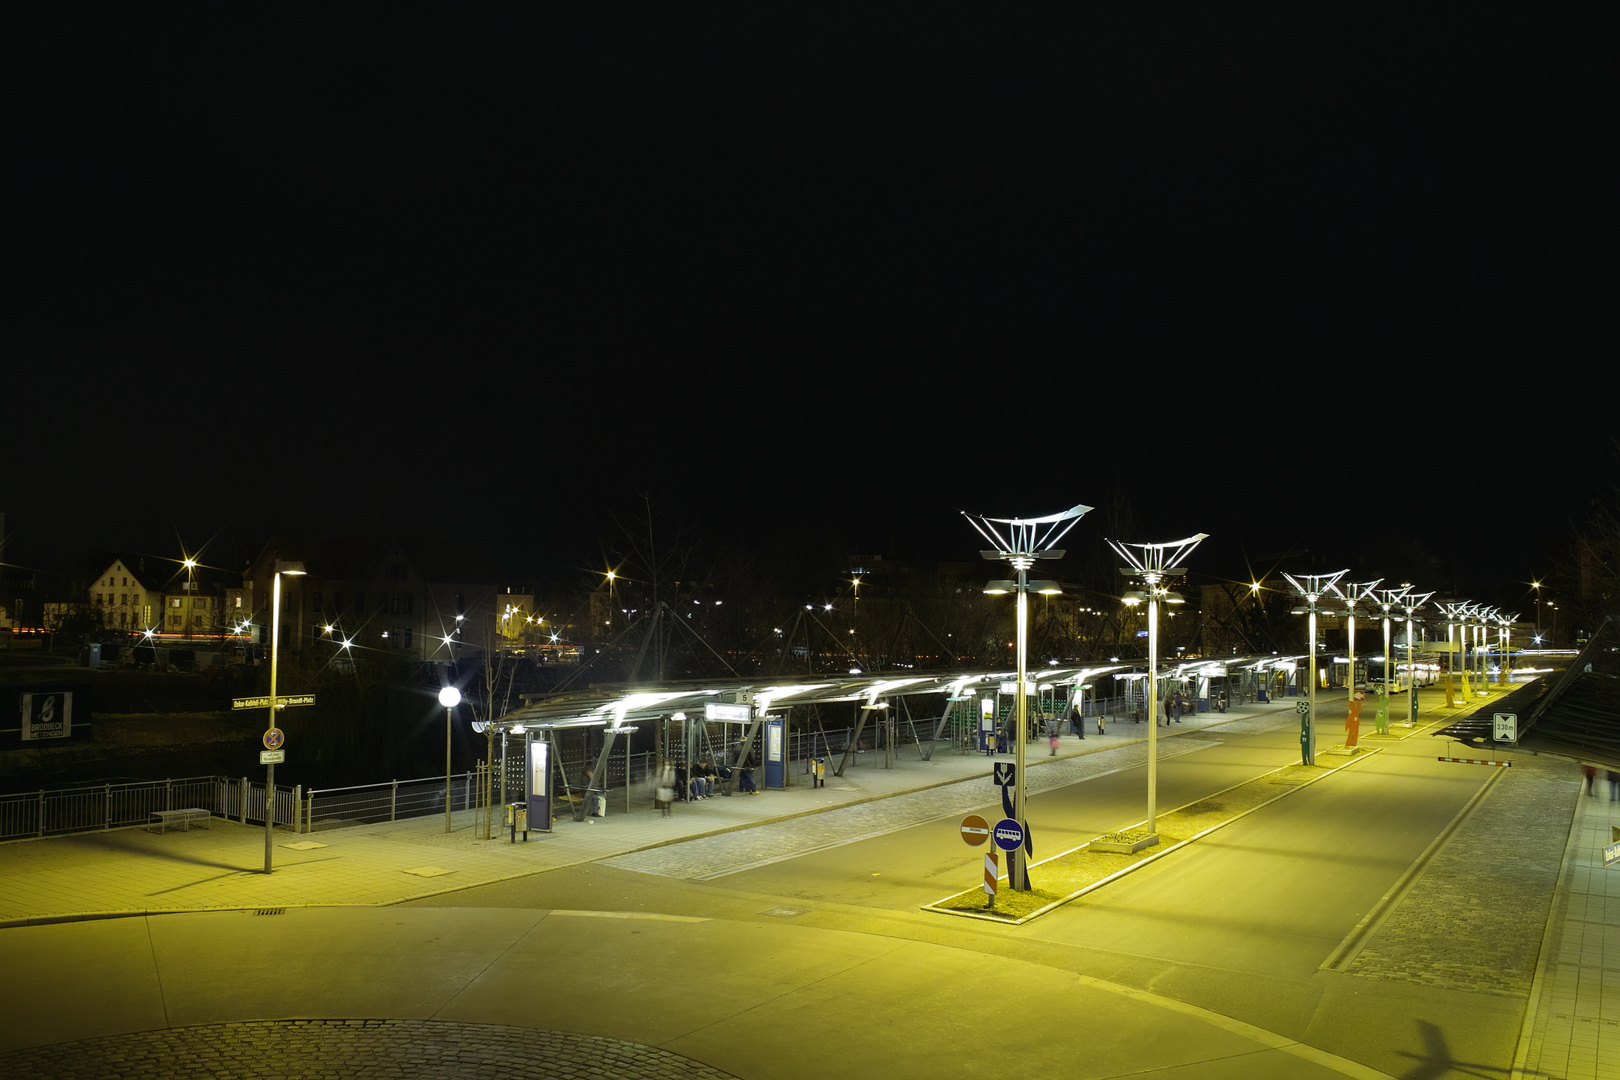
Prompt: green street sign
<box><xmin>232</xmin><ymin>694</ymin><xmax>317</xmax><ymax>710</ymax></box>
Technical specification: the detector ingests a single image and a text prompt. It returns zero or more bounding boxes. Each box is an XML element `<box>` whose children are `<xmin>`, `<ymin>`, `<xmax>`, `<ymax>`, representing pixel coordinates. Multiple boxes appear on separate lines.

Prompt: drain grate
<box><xmin>252</xmin><ymin>908</ymin><xmax>285</xmax><ymax>916</ymax></box>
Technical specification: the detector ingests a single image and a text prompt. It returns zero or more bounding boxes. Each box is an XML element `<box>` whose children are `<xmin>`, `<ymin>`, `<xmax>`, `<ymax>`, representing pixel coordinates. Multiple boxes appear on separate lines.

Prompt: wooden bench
<box><xmin>147</xmin><ymin>808</ymin><xmax>211</xmax><ymax>834</ymax></box>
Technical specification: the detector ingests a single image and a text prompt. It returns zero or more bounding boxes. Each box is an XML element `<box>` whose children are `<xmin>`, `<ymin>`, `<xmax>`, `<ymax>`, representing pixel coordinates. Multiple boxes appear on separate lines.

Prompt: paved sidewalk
<box><xmin>1515</xmin><ymin>775</ymin><xmax>1620</xmax><ymax>1080</ymax></box>
<box><xmin>0</xmin><ymin>698</ymin><xmax>1295</xmax><ymax>925</ymax></box>
<box><xmin>1</xmin><ymin>683</ymin><xmax>1573</xmax><ymax>1080</ymax></box>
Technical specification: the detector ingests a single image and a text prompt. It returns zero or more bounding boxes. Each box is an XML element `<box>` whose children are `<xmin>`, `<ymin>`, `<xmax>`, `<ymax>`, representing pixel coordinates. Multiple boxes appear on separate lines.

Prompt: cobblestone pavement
<box><xmin>602</xmin><ymin>729</ymin><xmax>1236</xmax><ymax>880</ymax></box>
<box><xmin>0</xmin><ymin>1020</ymin><xmax>740</xmax><ymax>1080</ymax></box>
<box><xmin>1345</xmin><ymin>752</ymin><xmax>1578</xmax><ymax>996</ymax></box>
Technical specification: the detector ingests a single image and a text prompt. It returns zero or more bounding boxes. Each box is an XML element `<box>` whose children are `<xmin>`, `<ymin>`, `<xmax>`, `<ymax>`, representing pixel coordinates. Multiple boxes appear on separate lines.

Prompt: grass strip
<box><xmin>924</xmin><ymin>750</ymin><xmax>1378</xmax><ymax>924</ymax></box>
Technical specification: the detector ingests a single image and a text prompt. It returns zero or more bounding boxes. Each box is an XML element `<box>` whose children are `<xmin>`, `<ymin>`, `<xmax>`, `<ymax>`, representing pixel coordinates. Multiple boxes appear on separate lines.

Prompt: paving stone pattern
<box><xmin>1517</xmin><ymin>791</ymin><xmax>1620</xmax><ymax>1080</ymax></box>
<box><xmin>1346</xmin><ymin>753</ymin><xmax>1577</xmax><ymax>996</ymax></box>
<box><xmin>601</xmin><ymin>718</ymin><xmax>1284</xmax><ymax>880</ymax></box>
<box><xmin>0</xmin><ymin>1020</ymin><xmax>740</xmax><ymax>1080</ymax></box>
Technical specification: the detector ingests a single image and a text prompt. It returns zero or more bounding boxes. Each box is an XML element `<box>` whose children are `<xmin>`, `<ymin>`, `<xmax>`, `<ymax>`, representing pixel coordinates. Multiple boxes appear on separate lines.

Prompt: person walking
<box><xmin>1582</xmin><ymin>763</ymin><xmax>1598</xmax><ymax>796</ymax></box>
<box><xmin>655</xmin><ymin>762</ymin><xmax>675</xmax><ymax>817</ymax></box>
<box><xmin>1607</xmin><ymin>768</ymin><xmax>1619</xmax><ymax>802</ymax></box>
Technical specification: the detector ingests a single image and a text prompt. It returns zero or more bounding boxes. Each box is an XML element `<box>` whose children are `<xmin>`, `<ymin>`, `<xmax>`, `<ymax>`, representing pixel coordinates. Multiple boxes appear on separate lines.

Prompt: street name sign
<box><xmin>992</xmin><ymin>817</ymin><xmax>1025</xmax><ymax>852</ymax></box>
<box><xmin>233</xmin><ymin>694</ymin><xmax>316</xmax><ymax>711</ymax></box>
<box><xmin>960</xmin><ymin>815</ymin><xmax>990</xmax><ymax>847</ymax></box>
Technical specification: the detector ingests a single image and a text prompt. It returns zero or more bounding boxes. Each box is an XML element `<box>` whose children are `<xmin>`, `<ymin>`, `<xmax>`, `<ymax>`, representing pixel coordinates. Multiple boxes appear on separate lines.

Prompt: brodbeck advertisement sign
<box><xmin>20</xmin><ymin>691</ymin><xmax>74</xmax><ymax>740</ymax></box>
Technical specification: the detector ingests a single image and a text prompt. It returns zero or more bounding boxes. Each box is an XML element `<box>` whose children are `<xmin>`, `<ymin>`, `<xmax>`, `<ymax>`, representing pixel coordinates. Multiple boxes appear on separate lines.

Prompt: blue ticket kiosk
<box><xmin>526</xmin><ymin>733</ymin><xmax>552</xmax><ymax>833</ymax></box>
<box><xmin>764</xmin><ymin>716</ymin><xmax>786</xmax><ymax>789</ymax></box>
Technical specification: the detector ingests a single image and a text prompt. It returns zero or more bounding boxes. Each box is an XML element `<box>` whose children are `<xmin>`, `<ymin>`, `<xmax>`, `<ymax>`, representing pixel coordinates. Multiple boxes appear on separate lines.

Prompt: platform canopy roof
<box><xmin>486</xmin><ymin>657</ymin><xmax>1287</xmax><ymax>733</ymax></box>
<box><xmin>490</xmin><ymin>665</ymin><xmax>1132</xmax><ymax>732</ymax></box>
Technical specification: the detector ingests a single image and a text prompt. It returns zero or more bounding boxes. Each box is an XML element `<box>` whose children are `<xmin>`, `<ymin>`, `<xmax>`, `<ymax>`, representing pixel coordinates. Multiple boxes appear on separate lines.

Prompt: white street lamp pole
<box><xmin>1340</xmin><ymin>580</ymin><xmax>1381</xmax><ymax>709</ymax></box>
<box><xmin>964</xmin><ymin>504</ymin><xmax>1091</xmax><ymax>892</ymax></box>
<box><xmin>265</xmin><ymin>560</ymin><xmax>305</xmax><ymax>874</ymax></box>
<box><xmin>1110</xmin><ymin>534</ymin><xmax>1207</xmax><ymax>840</ymax></box>
<box><xmin>441</xmin><ymin>686</ymin><xmax>462</xmax><ymax>833</ymax></box>
<box><xmin>1283</xmin><ymin>570</ymin><xmax>1349</xmax><ymax>766</ymax></box>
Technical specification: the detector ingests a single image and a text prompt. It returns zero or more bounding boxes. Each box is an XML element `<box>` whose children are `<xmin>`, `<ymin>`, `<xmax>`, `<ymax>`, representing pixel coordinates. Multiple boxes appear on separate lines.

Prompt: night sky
<box><xmin>9</xmin><ymin>12</ymin><xmax>1613</xmax><ymax>612</ymax></box>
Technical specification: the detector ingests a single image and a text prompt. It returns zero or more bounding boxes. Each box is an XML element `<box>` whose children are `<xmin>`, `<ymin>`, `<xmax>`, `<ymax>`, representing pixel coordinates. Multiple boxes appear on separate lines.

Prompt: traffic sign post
<box><xmin>234</xmin><ymin>695</ymin><xmax>316</xmax><ymax>711</ymax></box>
<box><xmin>960</xmin><ymin>815</ymin><xmax>990</xmax><ymax>847</ymax></box>
<box><xmin>993</xmin><ymin>817</ymin><xmax>1025</xmax><ymax>852</ymax></box>
<box><xmin>1297</xmin><ymin>702</ymin><xmax>1313</xmax><ymax>765</ymax></box>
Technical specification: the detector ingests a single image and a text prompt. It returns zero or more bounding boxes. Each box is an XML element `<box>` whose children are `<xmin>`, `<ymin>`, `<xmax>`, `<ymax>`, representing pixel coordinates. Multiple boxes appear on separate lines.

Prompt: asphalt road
<box><xmin>409</xmin><ymin>702</ymin><xmax>1528</xmax><ymax>1078</ymax></box>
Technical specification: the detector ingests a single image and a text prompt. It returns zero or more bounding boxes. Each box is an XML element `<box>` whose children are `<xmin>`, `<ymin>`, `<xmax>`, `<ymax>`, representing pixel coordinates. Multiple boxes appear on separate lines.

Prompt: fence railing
<box><xmin>303</xmin><ymin>773</ymin><xmax>479</xmax><ymax>833</ymax></box>
<box><xmin>1</xmin><ymin>777</ymin><xmax>225</xmax><ymax>841</ymax></box>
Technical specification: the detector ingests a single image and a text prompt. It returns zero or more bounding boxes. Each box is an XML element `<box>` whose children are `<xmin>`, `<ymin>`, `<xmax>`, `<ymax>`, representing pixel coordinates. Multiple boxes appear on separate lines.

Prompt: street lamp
<box><xmin>440</xmin><ymin>685</ymin><xmax>462</xmax><ymax>833</ymax></box>
<box><xmin>1437</xmin><ymin>600</ymin><xmax>1472</xmax><ymax>707</ymax></box>
<box><xmin>265</xmin><ymin>559</ymin><xmax>305</xmax><ymax>874</ymax></box>
<box><xmin>182</xmin><ymin>556</ymin><xmax>198</xmax><ymax>641</ymax></box>
<box><xmin>1109</xmin><ymin>533</ymin><xmax>1207</xmax><ymax>842</ymax></box>
<box><xmin>1337</xmin><ymin>579</ymin><xmax>1381</xmax><ymax>707</ymax></box>
<box><xmin>1369</xmin><ymin>585</ymin><xmax>1410</xmax><ymax>733</ymax></box>
<box><xmin>964</xmin><ymin>503</ymin><xmax>1091</xmax><ymax>892</ymax></box>
<box><xmin>1394</xmin><ymin>590</ymin><xmax>1433</xmax><ymax>726</ymax></box>
<box><xmin>1496</xmin><ymin>611</ymin><xmax>1518</xmax><ymax>686</ymax></box>
<box><xmin>1282</xmin><ymin>569</ymin><xmax>1349</xmax><ymax>766</ymax></box>
<box><xmin>1472</xmin><ymin>606</ymin><xmax>1497</xmax><ymax>694</ymax></box>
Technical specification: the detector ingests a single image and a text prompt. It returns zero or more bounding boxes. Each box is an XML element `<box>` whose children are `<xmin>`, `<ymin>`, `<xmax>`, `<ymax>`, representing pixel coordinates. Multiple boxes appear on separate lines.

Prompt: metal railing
<box><xmin>1</xmin><ymin>777</ymin><xmax>224</xmax><ymax>841</ymax></box>
<box><xmin>302</xmin><ymin>773</ymin><xmax>479</xmax><ymax>833</ymax></box>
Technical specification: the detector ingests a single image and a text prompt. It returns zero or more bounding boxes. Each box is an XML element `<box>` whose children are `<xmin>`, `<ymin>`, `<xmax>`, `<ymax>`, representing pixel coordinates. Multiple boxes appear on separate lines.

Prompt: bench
<box><xmin>147</xmin><ymin>808</ymin><xmax>211</xmax><ymax>834</ymax></box>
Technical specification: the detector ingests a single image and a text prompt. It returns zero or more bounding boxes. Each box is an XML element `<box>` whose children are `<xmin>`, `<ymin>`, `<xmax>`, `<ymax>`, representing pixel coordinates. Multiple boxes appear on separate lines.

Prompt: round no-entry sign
<box><xmin>960</xmin><ymin>815</ymin><xmax>990</xmax><ymax>846</ymax></box>
<box><xmin>993</xmin><ymin>817</ymin><xmax>1025</xmax><ymax>852</ymax></box>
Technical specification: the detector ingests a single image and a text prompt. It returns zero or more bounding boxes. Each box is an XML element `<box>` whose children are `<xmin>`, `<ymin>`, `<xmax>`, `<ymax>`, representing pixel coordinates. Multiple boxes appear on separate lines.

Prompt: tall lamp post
<box><xmin>1109</xmin><ymin>533</ymin><xmax>1208</xmax><ymax>842</ymax></box>
<box><xmin>1473</xmin><ymin>606</ymin><xmax>1497</xmax><ymax>694</ymax></box>
<box><xmin>182</xmin><ymin>556</ymin><xmax>198</xmax><ymax>641</ymax></box>
<box><xmin>1394</xmin><ymin>590</ymin><xmax>1433</xmax><ymax>726</ymax></box>
<box><xmin>1282</xmin><ymin>570</ymin><xmax>1349</xmax><ymax>766</ymax></box>
<box><xmin>964</xmin><ymin>503</ymin><xmax>1091</xmax><ymax>892</ymax></box>
<box><xmin>1437</xmin><ymin>601</ymin><xmax>1471</xmax><ymax>707</ymax></box>
<box><xmin>1496</xmin><ymin>611</ymin><xmax>1518</xmax><ymax>686</ymax></box>
<box><xmin>440</xmin><ymin>685</ymin><xmax>462</xmax><ymax>833</ymax></box>
<box><xmin>1338</xmin><ymin>579</ymin><xmax>1382</xmax><ymax>706</ymax></box>
<box><xmin>265</xmin><ymin>559</ymin><xmax>305</xmax><ymax>874</ymax></box>
<box><xmin>1370</xmin><ymin>585</ymin><xmax>1410</xmax><ymax>731</ymax></box>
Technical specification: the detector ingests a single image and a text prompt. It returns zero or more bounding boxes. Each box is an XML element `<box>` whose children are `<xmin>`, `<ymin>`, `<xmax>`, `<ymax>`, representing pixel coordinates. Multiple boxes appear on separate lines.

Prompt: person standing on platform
<box><xmin>1582</xmin><ymin>763</ymin><xmax>1597</xmax><ymax>796</ymax></box>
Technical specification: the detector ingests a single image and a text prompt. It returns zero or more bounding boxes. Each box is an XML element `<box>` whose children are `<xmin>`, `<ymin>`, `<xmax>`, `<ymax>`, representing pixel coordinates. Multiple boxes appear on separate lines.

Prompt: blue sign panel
<box><xmin>992</xmin><ymin>817</ymin><xmax>1025</xmax><ymax>852</ymax></box>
